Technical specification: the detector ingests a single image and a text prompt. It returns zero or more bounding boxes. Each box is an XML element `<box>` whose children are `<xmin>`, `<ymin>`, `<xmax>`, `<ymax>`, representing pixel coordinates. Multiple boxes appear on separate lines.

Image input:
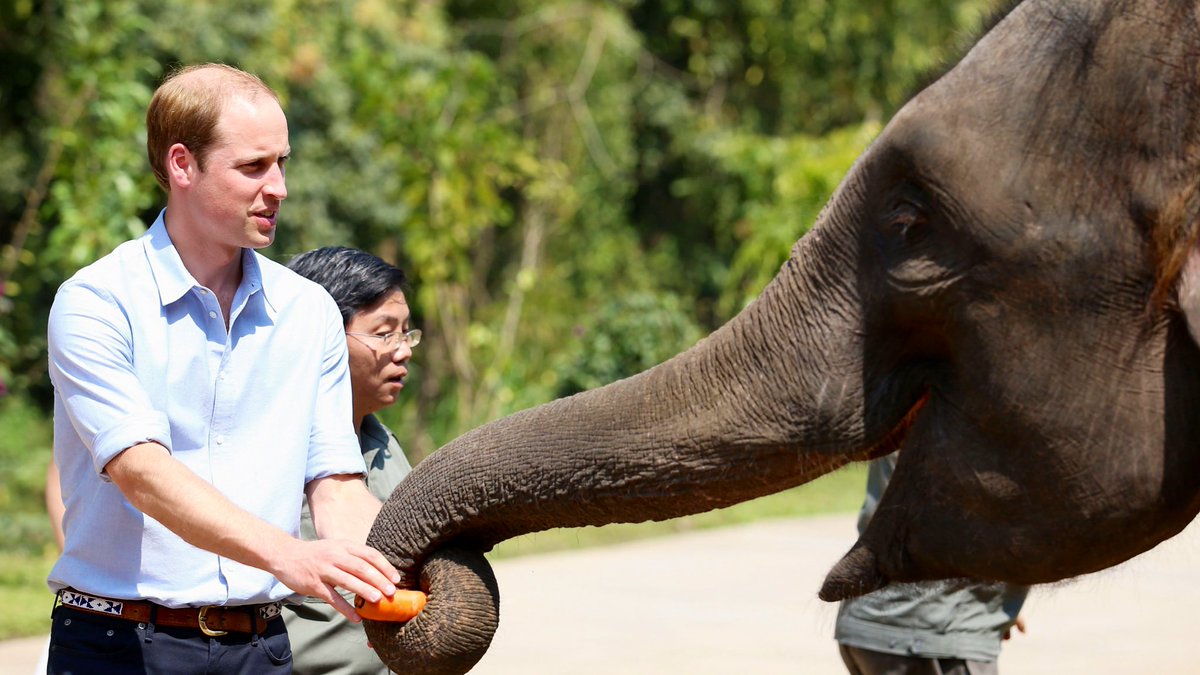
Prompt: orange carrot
<box><xmin>354</xmin><ymin>590</ymin><xmax>428</xmax><ymax>622</ymax></box>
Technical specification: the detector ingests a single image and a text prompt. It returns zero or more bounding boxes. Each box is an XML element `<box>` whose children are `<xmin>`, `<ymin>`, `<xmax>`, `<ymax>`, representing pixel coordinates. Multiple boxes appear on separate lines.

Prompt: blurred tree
<box><xmin>0</xmin><ymin>0</ymin><xmax>1000</xmax><ymax>459</ymax></box>
<box><xmin>555</xmin><ymin>291</ymin><xmax>704</xmax><ymax>397</ymax></box>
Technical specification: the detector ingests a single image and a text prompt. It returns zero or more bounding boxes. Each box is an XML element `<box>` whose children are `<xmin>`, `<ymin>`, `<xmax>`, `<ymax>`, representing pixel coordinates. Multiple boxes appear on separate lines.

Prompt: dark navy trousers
<box><xmin>47</xmin><ymin>605</ymin><xmax>292</xmax><ymax>674</ymax></box>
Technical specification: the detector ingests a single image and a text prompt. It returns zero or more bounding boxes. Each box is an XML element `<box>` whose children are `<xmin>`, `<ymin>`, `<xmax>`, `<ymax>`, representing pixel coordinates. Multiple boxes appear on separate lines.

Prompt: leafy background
<box><xmin>0</xmin><ymin>0</ymin><xmax>998</xmax><ymax>636</ymax></box>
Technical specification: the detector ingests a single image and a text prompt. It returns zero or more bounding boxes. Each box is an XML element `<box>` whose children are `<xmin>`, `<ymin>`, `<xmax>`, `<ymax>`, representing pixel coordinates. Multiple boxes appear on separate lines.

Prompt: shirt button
<box><xmin>216</xmin><ymin>435</ymin><xmax>225</xmax><ymax>445</ymax></box>
<box><xmin>209</xmin><ymin>311</ymin><xmax>217</xmax><ymax>319</ymax></box>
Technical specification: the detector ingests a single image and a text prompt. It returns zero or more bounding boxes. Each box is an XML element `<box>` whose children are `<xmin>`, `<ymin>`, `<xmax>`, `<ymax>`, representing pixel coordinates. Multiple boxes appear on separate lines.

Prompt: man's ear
<box><xmin>166</xmin><ymin>143</ymin><xmax>195</xmax><ymax>189</ymax></box>
<box><xmin>1177</xmin><ymin>245</ymin><xmax>1200</xmax><ymax>347</ymax></box>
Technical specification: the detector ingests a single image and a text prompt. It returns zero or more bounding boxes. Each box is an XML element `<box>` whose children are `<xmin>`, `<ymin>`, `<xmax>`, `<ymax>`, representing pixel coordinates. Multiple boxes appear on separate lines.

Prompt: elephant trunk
<box><xmin>364</xmin><ymin>169</ymin><xmax>921</xmax><ymax>673</ymax></box>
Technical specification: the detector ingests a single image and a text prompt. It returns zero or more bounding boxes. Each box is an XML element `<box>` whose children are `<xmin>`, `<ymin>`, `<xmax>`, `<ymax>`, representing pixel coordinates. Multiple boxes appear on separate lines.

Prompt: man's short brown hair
<box><xmin>145</xmin><ymin>63</ymin><xmax>279</xmax><ymax>192</ymax></box>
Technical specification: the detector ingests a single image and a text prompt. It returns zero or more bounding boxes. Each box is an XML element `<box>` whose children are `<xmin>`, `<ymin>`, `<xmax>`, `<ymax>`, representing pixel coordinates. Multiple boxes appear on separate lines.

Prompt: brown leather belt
<box><xmin>57</xmin><ymin>589</ymin><xmax>283</xmax><ymax>636</ymax></box>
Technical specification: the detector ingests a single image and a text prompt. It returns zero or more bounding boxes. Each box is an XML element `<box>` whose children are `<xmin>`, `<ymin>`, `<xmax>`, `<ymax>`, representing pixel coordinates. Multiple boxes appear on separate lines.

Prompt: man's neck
<box><xmin>164</xmin><ymin>204</ymin><xmax>244</xmax><ymax>320</ymax></box>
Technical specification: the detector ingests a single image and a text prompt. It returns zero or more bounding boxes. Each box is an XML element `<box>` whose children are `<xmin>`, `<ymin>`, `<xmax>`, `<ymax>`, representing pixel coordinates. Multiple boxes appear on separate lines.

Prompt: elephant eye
<box><xmin>885</xmin><ymin>201</ymin><xmax>929</xmax><ymax>245</ymax></box>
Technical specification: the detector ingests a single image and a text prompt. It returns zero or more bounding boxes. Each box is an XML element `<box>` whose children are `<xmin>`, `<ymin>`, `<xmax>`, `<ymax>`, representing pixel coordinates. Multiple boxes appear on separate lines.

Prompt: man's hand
<box><xmin>267</xmin><ymin>537</ymin><xmax>400</xmax><ymax>622</ymax></box>
<box><xmin>301</xmin><ymin>474</ymin><xmax>398</xmax><ymax>619</ymax></box>
<box><xmin>106</xmin><ymin>443</ymin><xmax>400</xmax><ymax>621</ymax></box>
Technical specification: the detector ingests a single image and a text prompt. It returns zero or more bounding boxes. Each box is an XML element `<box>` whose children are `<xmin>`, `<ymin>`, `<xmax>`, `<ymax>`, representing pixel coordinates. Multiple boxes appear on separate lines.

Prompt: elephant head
<box><xmin>365</xmin><ymin>1</ymin><xmax>1200</xmax><ymax>672</ymax></box>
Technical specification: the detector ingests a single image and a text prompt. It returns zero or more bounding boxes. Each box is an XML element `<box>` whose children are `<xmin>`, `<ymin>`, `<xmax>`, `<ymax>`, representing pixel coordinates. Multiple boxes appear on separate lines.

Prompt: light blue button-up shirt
<box><xmin>46</xmin><ymin>211</ymin><xmax>365</xmax><ymax>607</ymax></box>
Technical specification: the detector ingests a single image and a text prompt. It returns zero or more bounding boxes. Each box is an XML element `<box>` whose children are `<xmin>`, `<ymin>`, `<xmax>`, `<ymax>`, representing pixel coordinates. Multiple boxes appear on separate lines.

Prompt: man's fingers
<box><xmin>322</xmin><ymin>583</ymin><xmax>362</xmax><ymax>623</ymax></box>
<box><xmin>326</xmin><ymin>547</ymin><xmax>399</xmax><ymax>602</ymax></box>
<box><xmin>357</xmin><ymin>543</ymin><xmax>401</xmax><ymax>585</ymax></box>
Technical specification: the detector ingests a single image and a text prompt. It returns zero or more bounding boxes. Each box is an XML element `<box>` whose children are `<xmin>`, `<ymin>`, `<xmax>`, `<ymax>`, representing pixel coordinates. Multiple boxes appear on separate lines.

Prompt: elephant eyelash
<box><xmin>886</xmin><ymin>202</ymin><xmax>929</xmax><ymax>243</ymax></box>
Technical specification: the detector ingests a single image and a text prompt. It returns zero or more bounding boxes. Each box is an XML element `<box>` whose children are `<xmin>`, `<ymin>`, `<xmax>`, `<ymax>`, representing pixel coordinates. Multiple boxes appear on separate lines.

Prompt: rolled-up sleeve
<box><xmin>303</xmin><ymin>292</ymin><xmax>364</xmax><ymax>483</ymax></box>
<box><xmin>48</xmin><ymin>280</ymin><xmax>172</xmax><ymax>478</ymax></box>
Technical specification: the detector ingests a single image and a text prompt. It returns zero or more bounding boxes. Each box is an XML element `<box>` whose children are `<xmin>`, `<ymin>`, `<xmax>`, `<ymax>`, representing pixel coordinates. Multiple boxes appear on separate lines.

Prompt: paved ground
<box><xmin>6</xmin><ymin>512</ymin><xmax>1198</xmax><ymax>673</ymax></box>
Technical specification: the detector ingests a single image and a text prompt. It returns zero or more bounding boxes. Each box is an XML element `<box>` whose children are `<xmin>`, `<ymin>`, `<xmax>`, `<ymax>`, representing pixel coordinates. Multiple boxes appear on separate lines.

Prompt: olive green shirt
<box><xmin>283</xmin><ymin>414</ymin><xmax>413</xmax><ymax>675</ymax></box>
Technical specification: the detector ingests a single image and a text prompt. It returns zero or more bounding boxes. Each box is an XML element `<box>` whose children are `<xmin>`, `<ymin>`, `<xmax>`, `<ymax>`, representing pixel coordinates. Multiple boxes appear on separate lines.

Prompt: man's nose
<box><xmin>392</xmin><ymin>342</ymin><xmax>412</xmax><ymax>362</ymax></box>
<box><xmin>263</xmin><ymin>164</ymin><xmax>287</xmax><ymax>201</ymax></box>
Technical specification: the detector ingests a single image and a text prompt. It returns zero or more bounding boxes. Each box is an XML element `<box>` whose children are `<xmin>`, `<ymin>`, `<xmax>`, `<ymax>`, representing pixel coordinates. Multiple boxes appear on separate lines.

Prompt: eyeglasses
<box><xmin>346</xmin><ymin>328</ymin><xmax>422</xmax><ymax>351</ymax></box>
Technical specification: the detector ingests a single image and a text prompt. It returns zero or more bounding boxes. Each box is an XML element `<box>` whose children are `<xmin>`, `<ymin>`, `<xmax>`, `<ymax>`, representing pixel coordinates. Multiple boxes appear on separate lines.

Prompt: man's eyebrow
<box><xmin>235</xmin><ymin>149</ymin><xmax>292</xmax><ymax>164</ymax></box>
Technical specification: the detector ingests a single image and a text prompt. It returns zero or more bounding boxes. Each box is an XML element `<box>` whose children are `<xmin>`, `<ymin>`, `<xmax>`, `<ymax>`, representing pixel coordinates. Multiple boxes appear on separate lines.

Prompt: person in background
<box><xmin>835</xmin><ymin>451</ymin><xmax>1027</xmax><ymax>675</ymax></box>
<box><xmin>45</xmin><ymin>63</ymin><xmax>398</xmax><ymax>674</ymax></box>
<box><xmin>36</xmin><ymin>462</ymin><xmax>65</xmax><ymax>675</ymax></box>
<box><xmin>45</xmin><ymin>461</ymin><xmax>65</xmax><ymax>552</ymax></box>
<box><xmin>284</xmin><ymin>246</ymin><xmax>420</xmax><ymax>675</ymax></box>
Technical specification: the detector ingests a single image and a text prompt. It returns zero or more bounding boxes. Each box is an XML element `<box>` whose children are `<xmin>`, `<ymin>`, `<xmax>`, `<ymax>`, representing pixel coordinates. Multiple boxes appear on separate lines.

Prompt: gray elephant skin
<box><xmin>363</xmin><ymin>1</ymin><xmax>1200</xmax><ymax>673</ymax></box>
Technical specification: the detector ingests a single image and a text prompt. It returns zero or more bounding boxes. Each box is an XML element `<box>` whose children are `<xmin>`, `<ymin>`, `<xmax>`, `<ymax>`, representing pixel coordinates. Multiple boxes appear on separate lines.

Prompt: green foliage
<box><xmin>0</xmin><ymin>0</ymin><xmax>1004</xmax><ymax>640</ymax></box>
<box><xmin>0</xmin><ymin>551</ymin><xmax>57</xmax><ymax>639</ymax></box>
<box><xmin>555</xmin><ymin>291</ymin><xmax>704</xmax><ymax>396</ymax></box>
<box><xmin>0</xmin><ymin>0</ymin><xmax>1001</xmax><ymax>447</ymax></box>
<box><xmin>0</xmin><ymin>398</ymin><xmax>62</xmax><ymax>639</ymax></box>
<box><xmin>700</xmin><ymin>121</ymin><xmax>884</xmax><ymax>315</ymax></box>
<box><xmin>628</xmin><ymin>0</ymin><xmax>995</xmax><ymax>136</ymax></box>
<box><xmin>0</xmin><ymin>397</ymin><xmax>55</xmax><ymax>557</ymax></box>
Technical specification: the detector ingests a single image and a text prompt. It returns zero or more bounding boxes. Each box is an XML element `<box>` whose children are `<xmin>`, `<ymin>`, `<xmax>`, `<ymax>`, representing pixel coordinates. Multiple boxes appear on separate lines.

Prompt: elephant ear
<box><xmin>1178</xmin><ymin>245</ymin><xmax>1200</xmax><ymax>347</ymax></box>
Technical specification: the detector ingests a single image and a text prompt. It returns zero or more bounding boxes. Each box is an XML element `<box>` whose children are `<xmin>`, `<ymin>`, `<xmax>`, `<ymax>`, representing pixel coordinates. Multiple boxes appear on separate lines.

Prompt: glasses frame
<box><xmin>345</xmin><ymin>328</ymin><xmax>422</xmax><ymax>351</ymax></box>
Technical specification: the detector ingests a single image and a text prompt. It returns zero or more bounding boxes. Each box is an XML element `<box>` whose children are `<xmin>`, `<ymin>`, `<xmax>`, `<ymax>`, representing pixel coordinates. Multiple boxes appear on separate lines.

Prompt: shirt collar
<box><xmin>142</xmin><ymin>210</ymin><xmax>275</xmax><ymax>315</ymax></box>
<box><xmin>240</xmin><ymin>248</ymin><xmax>275</xmax><ymax>317</ymax></box>
<box><xmin>143</xmin><ymin>211</ymin><xmax>194</xmax><ymax>307</ymax></box>
<box><xmin>359</xmin><ymin>413</ymin><xmax>389</xmax><ymax>447</ymax></box>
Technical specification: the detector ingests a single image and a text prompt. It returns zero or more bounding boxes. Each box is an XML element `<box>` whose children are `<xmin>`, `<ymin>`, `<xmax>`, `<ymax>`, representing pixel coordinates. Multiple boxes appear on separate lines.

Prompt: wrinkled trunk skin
<box><xmin>363</xmin><ymin>548</ymin><xmax>499</xmax><ymax>675</ymax></box>
<box><xmin>365</xmin><ymin>1</ymin><xmax>1200</xmax><ymax>672</ymax></box>
<box><xmin>364</xmin><ymin>183</ymin><xmax>922</xmax><ymax>672</ymax></box>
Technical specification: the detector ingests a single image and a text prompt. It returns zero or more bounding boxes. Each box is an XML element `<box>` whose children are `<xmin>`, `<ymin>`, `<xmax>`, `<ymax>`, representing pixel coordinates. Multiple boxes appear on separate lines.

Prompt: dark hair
<box><xmin>287</xmin><ymin>247</ymin><xmax>409</xmax><ymax>326</ymax></box>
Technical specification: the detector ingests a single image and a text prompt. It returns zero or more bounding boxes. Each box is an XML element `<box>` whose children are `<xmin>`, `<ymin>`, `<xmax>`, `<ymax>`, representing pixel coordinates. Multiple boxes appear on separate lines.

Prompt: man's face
<box><xmin>346</xmin><ymin>290</ymin><xmax>413</xmax><ymax>420</ymax></box>
<box><xmin>189</xmin><ymin>94</ymin><xmax>290</xmax><ymax>250</ymax></box>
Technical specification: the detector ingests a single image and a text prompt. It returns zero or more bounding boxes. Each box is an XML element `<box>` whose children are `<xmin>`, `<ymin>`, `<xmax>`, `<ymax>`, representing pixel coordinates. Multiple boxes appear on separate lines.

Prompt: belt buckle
<box><xmin>197</xmin><ymin>607</ymin><xmax>228</xmax><ymax>637</ymax></box>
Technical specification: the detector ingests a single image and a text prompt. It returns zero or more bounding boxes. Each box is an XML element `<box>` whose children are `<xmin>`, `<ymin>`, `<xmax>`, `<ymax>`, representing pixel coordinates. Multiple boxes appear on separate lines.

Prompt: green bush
<box><xmin>0</xmin><ymin>396</ymin><xmax>57</xmax><ymax>639</ymax></box>
<box><xmin>555</xmin><ymin>291</ymin><xmax>705</xmax><ymax>397</ymax></box>
<box><xmin>0</xmin><ymin>396</ymin><xmax>55</xmax><ymax>556</ymax></box>
<box><xmin>0</xmin><ymin>552</ymin><xmax>57</xmax><ymax>639</ymax></box>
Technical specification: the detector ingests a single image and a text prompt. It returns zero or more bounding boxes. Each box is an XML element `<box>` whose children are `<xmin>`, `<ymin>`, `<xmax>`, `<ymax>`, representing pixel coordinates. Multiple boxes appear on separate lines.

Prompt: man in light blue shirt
<box><xmin>45</xmin><ymin>63</ymin><xmax>400</xmax><ymax>674</ymax></box>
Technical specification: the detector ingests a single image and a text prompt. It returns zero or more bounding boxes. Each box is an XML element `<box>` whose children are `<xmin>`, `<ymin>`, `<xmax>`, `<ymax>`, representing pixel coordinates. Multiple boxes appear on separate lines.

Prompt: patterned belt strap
<box><xmin>58</xmin><ymin>589</ymin><xmax>284</xmax><ymax>630</ymax></box>
<box><xmin>257</xmin><ymin>601</ymin><xmax>283</xmax><ymax>621</ymax></box>
<box><xmin>60</xmin><ymin>589</ymin><xmax>125</xmax><ymax>616</ymax></box>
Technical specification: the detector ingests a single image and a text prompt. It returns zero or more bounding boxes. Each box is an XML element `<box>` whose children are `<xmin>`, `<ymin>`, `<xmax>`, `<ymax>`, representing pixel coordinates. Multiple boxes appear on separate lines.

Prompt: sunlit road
<box><xmin>5</xmin><ymin>512</ymin><xmax>1197</xmax><ymax>673</ymax></box>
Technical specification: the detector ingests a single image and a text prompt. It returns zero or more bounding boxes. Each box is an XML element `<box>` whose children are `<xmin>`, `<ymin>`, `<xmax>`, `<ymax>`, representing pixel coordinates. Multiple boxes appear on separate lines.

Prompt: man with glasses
<box><xmin>284</xmin><ymin>246</ymin><xmax>421</xmax><ymax>675</ymax></box>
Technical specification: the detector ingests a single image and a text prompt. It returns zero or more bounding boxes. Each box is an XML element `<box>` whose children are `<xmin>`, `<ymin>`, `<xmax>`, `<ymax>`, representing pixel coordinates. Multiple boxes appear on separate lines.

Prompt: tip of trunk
<box><xmin>818</xmin><ymin>543</ymin><xmax>887</xmax><ymax>601</ymax></box>
<box><xmin>364</xmin><ymin>547</ymin><xmax>500</xmax><ymax>675</ymax></box>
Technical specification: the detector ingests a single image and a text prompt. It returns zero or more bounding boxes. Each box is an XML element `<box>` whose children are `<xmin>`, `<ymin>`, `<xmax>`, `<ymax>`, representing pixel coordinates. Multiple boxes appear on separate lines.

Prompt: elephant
<box><xmin>363</xmin><ymin>1</ymin><xmax>1200</xmax><ymax>672</ymax></box>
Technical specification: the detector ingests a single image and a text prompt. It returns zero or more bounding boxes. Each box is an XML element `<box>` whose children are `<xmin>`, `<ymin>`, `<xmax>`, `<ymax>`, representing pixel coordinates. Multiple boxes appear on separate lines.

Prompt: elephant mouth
<box><xmin>860</xmin><ymin>391</ymin><xmax>929</xmax><ymax>461</ymax></box>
